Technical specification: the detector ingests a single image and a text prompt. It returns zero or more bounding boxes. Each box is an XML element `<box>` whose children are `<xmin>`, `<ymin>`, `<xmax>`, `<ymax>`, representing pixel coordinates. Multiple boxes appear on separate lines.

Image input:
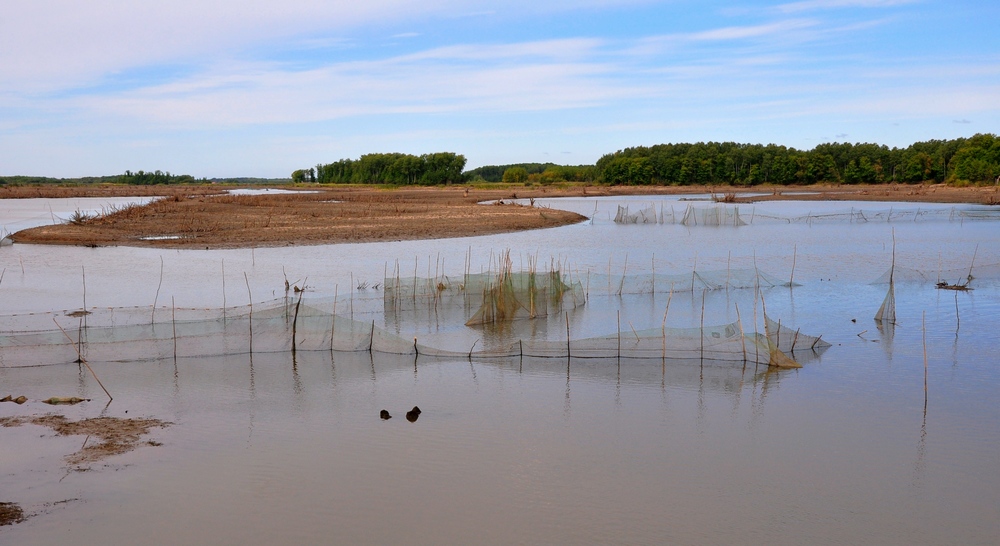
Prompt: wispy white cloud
<box><xmin>1</xmin><ymin>0</ymin><xmax>996</xmax><ymax>176</ymax></box>
<box><xmin>70</xmin><ymin>51</ymin><xmax>633</xmax><ymax>127</ymax></box>
<box><xmin>689</xmin><ymin>19</ymin><xmax>818</xmax><ymax>41</ymax></box>
<box><xmin>397</xmin><ymin>38</ymin><xmax>606</xmax><ymax>62</ymax></box>
<box><xmin>627</xmin><ymin>18</ymin><xmax>820</xmax><ymax>56</ymax></box>
<box><xmin>776</xmin><ymin>0</ymin><xmax>917</xmax><ymax>14</ymax></box>
<box><xmin>0</xmin><ymin>0</ymin><xmax>651</xmax><ymax>93</ymax></box>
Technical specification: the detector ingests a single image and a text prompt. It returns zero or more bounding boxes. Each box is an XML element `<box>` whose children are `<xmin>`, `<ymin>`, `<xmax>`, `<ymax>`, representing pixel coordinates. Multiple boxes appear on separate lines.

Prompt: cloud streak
<box><xmin>1</xmin><ymin>0</ymin><xmax>997</xmax><ymax>177</ymax></box>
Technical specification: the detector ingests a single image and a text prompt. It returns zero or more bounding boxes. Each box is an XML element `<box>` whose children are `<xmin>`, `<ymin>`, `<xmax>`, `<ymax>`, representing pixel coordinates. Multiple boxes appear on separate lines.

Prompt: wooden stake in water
<box><xmin>790</xmin><ymin>244</ymin><xmax>797</xmax><ymax>286</ymax></box>
<box><xmin>565</xmin><ymin>311</ymin><xmax>571</xmax><ymax>359</ymax></box>
<box><xmin>81</xmin><ymin>265</ymin><xmax>87</xmax><ymax>312</ymax></box>
<box><xmin>331</xmin><ymin>284</ymin><xmax>338</xmax><ymax>350</ymax></box>
<box><xmin>923</xmin><ymin>311</ymin><xmax>928</xmax><ymax>410</ymax></box>
<box><xmin>700</xmin><ymin>289</ymin><xmax>706</xmax><ymax>363</ymax></box>
<box><xmin>736</xmin><ymin>302</ymin><xmax>747</xmax><ymax>368</ymax></box>
<box><xmin>152</xmin><ymin>256</ymin><xmax>164</xmax><ymax>324</ymax></box>
<box><xmin>171</xmin><ymin>296</ymin><xmax>177</xmax><ymax>360</ymax></box>
<box><xmin>54</xmin><ymin>318</ymin><xmax>112</xmax><ymax>401</ymax></box>
<box><xmin>617</xmin><ymin>310</ymin><xmax>621</xmax><ymax>359</ymax></box>
<box><xmin>244</xmin><ymin>272</ymin><xmax>253</xmax><ymax>354</ymax></box>
<box><xmin>221</xmin><ymin>259</ymin><xmax>227</xmax><ymax>321</ymax></box>
<box><xmin>292</xmin><ymin>288</ymin><xmax>303</xmax><ymax>355</ymax></box>
<box><xmin>618</xmin><ymin>252</ymin><xmax>628</xmax><ymax>296</ymax></box>
<box><xmin>661</xmin><ymin>288</ymin><xmax>673</xmax><ymax>361</ymax></box>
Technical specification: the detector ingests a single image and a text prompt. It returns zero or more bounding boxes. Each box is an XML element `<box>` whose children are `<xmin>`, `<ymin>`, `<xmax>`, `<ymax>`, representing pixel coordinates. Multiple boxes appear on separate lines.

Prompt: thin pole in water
<box><xmin>736</xmin><ymin>302</ymin><xmax>747</xmax><ymax>373</ymax></box>
<box><xmin>790</xmin><ymin>244</ymin><xmax>797</xmax><ymax>286</ymax></box>
<box><xmin>81</xmin><ymin>265</ymin><xmax>87</xmax><ymax>312</ymax></box>
<box><xmin>54</xmin><ymin>318</ymin><xmax>112</xmax><ymax>401</ymax></box>
<box><xmin>222</xmin><ymin>259</ymin><xmax>226</xmax><ymax>322</ymax></box>
<box><xmin>923</xmin><ymin>311</ymin><xmax>928</xmax><ymax>410</ymax></box>
<box><xmin>244</xmin><ymin>272</ymin><xmax>253</xmax><ymax>355</ymax></box>
<box><xmin>651</xmin><ymin>253</ymin><xmax>656</xmax><ymax>295</ymax></box>
<box><xmin>171</xmin><ymin>296</ymin><xmax>177</xmax><ymax>360</ymax></box>
<box><xmin>292</xmin><ymin>288</ymin><xmax>303</xmax><ymax>356</ymax></box>
<box><xmin>152</xmin><ymin>256</ymin><xmax>164</xmax><ymax>324</ymax></box>
<box><xmin>565</xmin><ymin>311</ymin><xmax>571</xmax><ymax>360</ymax></box>
<box><xmin>700</xmin><ymin>289</ymin><xmax>706</xmax><ymax>364</ymax></box>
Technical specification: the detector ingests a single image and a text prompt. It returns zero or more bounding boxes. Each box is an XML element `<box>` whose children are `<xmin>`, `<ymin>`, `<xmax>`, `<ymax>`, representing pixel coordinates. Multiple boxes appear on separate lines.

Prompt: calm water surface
<box><xmin>2</xmin><ymin>195</ymin><xmax>999</xmax><ymax>545</ymax></box>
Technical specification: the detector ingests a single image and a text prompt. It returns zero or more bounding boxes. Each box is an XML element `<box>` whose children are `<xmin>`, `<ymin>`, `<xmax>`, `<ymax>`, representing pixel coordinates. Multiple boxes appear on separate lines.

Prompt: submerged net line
<box><xmin>0</xmin><ymin>270</ymin><xmax>828</xmax><ymax>369</ymax></box>
<box><xmin>613</xmin><ymin>203</ymin><xmax>1000</xmax><ymax>226</ymax></box>
<box><xmin>871</xmin><ymin>262</ymin><xmax>1000</xmax><ymax>286</ymax></box>
<box><xmin>385</xmin><ymin>267</ymin><xmax>794</xmax><ymax>306</ymax></box>
<box><xmin>0</xmin><ymin>297</ymin><xmax>829</xmax><ymax>368</ymax></box>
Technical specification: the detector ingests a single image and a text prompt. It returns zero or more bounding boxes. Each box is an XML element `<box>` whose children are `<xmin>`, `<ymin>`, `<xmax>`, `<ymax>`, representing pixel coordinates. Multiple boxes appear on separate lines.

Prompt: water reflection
<box><xmin>3</xmin><ymin>196</ymin><xmax>1000</xmax><ymax>545</ymax></box>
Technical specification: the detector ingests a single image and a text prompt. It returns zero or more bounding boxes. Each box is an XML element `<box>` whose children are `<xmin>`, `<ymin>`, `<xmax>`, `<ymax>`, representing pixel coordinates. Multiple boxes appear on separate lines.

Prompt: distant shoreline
<box><xmin>7</xmin><ymin>183</ymin><xmax>998</xmax><ymax>249</ymax></box>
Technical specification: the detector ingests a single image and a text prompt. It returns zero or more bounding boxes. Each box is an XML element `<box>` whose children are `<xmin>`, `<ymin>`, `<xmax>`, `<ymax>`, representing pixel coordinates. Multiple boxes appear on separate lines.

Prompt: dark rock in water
<box><xmin>14</xmin><ymin>396</ymin><xmax>27</xmax><ymax>405</ymax></box>
<box><xmin>406</xmin><ymin>406</ymin><xmax>421</xmax><ymax>423</ymax></box>
<box><xmin>380</xmin><ymin>409</ymin><xmax>392</xmax><ymax>420</ymax></box>
<box><xmin>0</xmin><ymin>395</ymin><xmax>11</xmax><ymax>403</ymax></box>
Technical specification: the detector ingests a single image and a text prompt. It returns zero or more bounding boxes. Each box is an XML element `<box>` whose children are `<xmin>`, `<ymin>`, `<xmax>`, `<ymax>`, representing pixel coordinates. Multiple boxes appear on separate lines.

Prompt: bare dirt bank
<box><xmin>8</xmin><ymin>183</ymin><xmax>998</xmax><ymax>249</ymax></box>
<box><xmin>10</xmin><ymin>186</ymin><xmax>587</xmax><ymax>249</ymax></box>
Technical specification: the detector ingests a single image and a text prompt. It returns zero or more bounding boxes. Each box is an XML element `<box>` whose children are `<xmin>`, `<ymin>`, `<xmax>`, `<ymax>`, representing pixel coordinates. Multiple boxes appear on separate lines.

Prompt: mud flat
<box><xmin>7</xmin><ymin>183</ymin><xmax>999</xmax><ymax>249</ymax></box>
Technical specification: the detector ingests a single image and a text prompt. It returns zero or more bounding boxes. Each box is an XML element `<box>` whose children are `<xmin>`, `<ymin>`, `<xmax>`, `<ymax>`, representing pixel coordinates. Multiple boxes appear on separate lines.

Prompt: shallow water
<box><xmin>2</xmin><ymin>195</ymin><xmax>1000</xmax><ymax>545</ymax></box>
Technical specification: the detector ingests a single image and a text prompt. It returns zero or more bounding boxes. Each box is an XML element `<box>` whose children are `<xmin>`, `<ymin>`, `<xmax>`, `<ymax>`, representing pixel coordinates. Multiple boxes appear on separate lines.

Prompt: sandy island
<box><xmin>6</xmin><ymin>183</ymin><xmax>999</xmax><ymax>249</ymax></box>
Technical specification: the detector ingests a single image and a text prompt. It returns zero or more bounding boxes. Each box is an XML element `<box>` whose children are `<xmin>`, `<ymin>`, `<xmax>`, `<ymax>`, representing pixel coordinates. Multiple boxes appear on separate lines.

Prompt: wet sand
<box><xmin>7</xmin><ymin>183</ymin><xmax>998</xmax><ymax>249</ymax></box>
<box><xmin>0</xmin><ymin>415</ymin><xmax>169</xmax><ymax>466</ymax></box>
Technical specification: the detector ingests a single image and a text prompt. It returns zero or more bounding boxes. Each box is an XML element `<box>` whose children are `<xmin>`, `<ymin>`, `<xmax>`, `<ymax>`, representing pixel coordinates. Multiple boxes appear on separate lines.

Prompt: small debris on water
<box><xmin>42</xmin><ymin>397</ymin><xmax>90</xmax><ymax>405</ymax></box>
<box><xmin>380</xmin><ymin>409</ymin><xmax>392</xmax><ymax>420</ymax></box>
<box><xmin>406</xmin><ymin>406</ymin><xmax>422</xmax><ymax>423</ymax></box>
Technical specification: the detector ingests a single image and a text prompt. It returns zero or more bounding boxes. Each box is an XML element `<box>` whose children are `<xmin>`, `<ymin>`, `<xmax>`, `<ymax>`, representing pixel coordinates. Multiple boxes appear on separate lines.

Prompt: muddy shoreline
<box><xmin>7</xmin><ymin>183</ymin><xmax>998</xmax><ymax>249</ymax></box>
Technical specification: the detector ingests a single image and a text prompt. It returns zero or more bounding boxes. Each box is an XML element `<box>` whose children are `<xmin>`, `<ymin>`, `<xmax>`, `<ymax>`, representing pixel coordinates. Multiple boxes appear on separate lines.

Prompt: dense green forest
<box><xmin>117</xmin><ymin>170</ymin><xmax>196</xmax><ymax>185</ymax></box>
<box><xmin>464</xmin><ymin>163</ymin><xmax>596</xmax><ymax>183</ymax></box>
<box><xmin>592</xmin><ymin>134</ymin><xmax>1000</xmax><ymax>186</ymax></box>
<box><xmin>0</xmin><ymin>172</ymin><xmax>292</xmax><ymax>187</ymax></box>
<box><xmin>305</xmin><ymin>152</ymin><xmax>467</xmax><ymax>185</ymax></box>
<box><xmin>0</xmin><ymin>171</ymin><xmax>202</xmax><ymax>186</ymax></box>
<box><xmin>0</xmin><ymin>175</ymin><xmax>121</xmax><ymax>185</ymax></box>
<box><xmin>304</xmin><ymin>135</ymin><xmax>997</xmax><ymax>186</ymax></box>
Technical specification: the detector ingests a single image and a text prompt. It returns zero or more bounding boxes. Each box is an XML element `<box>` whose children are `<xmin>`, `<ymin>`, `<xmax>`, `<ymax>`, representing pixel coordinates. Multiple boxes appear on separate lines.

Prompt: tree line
<box><xmin>464</xmin><ymin>163</ymin><xmax>596</xmax><ymax>184</ymax></box>
<box><xmin>300</xmin><ymin>152</ymin><xmax>467</xmax><ymax>185</ymax></box>
<box><xmin>118</xmin><ymin>170</ymin><xmax>196</xmax><ymax>185</ymax></box>
<box><xmin>593</xmin><ymin>134</ymin><xmax>1000</xmax><ymax>186</ymax></box>
<box><xmin>0</xmin><ymin>171</ymin><xmax>202</xmax><ymax>186</ymax></box>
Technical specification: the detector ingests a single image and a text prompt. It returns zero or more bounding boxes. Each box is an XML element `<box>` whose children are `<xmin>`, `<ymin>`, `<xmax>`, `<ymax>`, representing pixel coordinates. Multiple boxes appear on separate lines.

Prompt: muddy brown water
<box><xmin>2</xmin><ymin>195</ymin><xmax>1000</xmax><ymax>544</ymax></box>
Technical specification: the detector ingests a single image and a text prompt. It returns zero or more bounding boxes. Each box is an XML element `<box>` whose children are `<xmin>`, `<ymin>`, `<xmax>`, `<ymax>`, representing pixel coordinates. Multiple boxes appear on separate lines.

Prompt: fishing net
<box><xmin>871</xmin><ymin>263</ymin><xmax>1000</xmax><ymax>287</ymax></box>
<box><xmin>613</xmin><ymin>203</ymin><xmax>1000</xmax><ymax>226</ymax></box>
<box><xmin>1</xmin><ymin>268</ymin><xmax>828</xmax><ymax>369</ymax></box>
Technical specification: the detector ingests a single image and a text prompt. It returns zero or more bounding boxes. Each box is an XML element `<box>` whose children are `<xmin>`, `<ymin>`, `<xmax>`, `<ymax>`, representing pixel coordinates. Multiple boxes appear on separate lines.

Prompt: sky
<box><xmin>1</xmin><ymin>0</ymin><xmax>998</xmax><ymax>178</ymax></box>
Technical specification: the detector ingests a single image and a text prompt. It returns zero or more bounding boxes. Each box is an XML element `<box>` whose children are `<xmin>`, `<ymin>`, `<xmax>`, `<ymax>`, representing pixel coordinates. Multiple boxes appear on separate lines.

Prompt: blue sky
<box><xmin>1</xmin><ymin>0</ymin><xmax>997</xmax><ymax>178</ymax></box>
